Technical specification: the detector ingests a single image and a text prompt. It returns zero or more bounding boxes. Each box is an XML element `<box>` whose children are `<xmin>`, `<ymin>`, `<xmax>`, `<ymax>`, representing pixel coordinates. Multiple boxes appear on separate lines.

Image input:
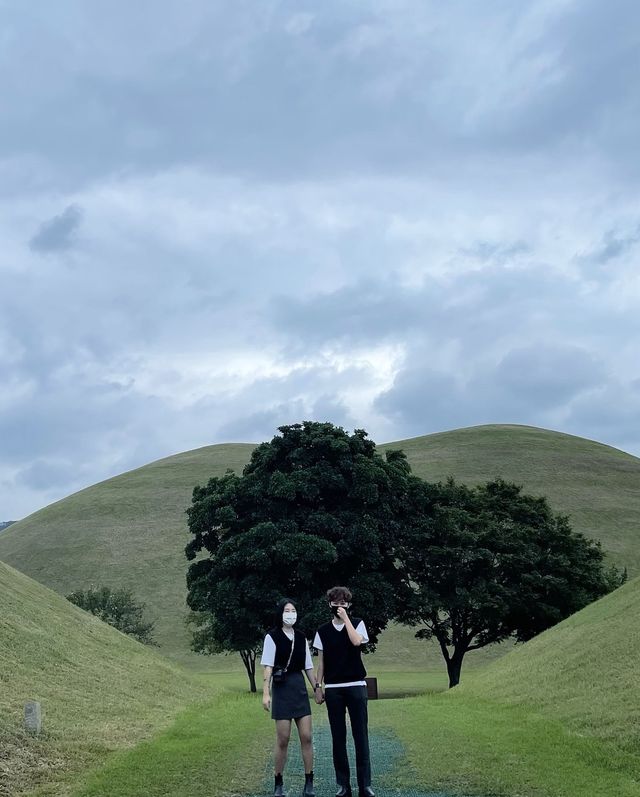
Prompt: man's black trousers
<box><xmin>324</xmin><ymin>685</ymin><xmax>371</xmax><ymax>789</ymax></box>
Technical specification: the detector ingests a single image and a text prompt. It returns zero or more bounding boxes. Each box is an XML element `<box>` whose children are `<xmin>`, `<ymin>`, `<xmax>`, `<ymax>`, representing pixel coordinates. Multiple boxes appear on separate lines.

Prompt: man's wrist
<box><xmin>314</xmin><ymin>683</ymin><xmax>321</xmax><ymax>690</ymax></box>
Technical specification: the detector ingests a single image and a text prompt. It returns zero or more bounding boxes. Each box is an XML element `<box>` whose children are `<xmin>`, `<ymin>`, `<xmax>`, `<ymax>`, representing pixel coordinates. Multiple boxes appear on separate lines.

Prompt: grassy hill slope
<box><xmin>374</xmin><ymin>576</ymin><xmax>640</xmax><ymax>796</ymax></box>
<box><xmin>464</xmin><ymin>572</ymin><xmax>640</xmax><ymax>749</ymax></box>
<box><xmin>0</xmin><ymin>444</ymin><xmax>254</xmax><ymax>663</ymax></box>
<box><xmin>0</xmin><ymin>559</ymin><xmax>208</xmax><ymax>797</ymax></box>
<box><xmin>0</xmin><ymin>425</ymin><xmax>638</xmax><ymax>667</ymax></box>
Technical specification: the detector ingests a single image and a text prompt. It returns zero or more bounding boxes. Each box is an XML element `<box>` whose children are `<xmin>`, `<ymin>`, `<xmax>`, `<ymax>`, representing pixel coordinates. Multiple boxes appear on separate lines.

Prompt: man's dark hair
<box><xmin>274</xmin><ymin>597</ymin><xmax>297</xmax><ymax>627</ymax></box>
<box><xmin>326</xmin><ymin>586</ymin><xmax>352</xmax><ymax>603</ymax></box>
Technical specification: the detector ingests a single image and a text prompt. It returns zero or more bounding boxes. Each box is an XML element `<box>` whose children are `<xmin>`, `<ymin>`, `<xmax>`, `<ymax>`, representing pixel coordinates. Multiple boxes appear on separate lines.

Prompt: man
<box><xmin>313</xmin><ymin>586</ymin><xmax>374</xmax><ymax>797</ymax></box>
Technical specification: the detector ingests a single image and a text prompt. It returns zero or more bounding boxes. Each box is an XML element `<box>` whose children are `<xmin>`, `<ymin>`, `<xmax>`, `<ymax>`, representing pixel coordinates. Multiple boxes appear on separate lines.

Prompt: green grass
<box><xmin>65</xmin><ymin>568</ymin><xmax>640</xmax><ymax>797</ymax></box>
<box><xmin>466</xmin><ymin>574</ymin><xmax>640</xmax><ymax>752</ymax></box>
<box><xmin>66</xmin><ymin>692</ymin><xmax>272</xmax><ymax>797</ymax></box>
<box><xmin>36</xmin><ymin>658</ymin><xmax>640</xmax><ymax>797</ymax></box>
<box><xmin>0</xmin><ymin>561</ymin><xmax>208</xmax><ymax>797</ymax></box>
<box><xmin>374</xmin><ymin>694</ymin><xmax>640</xmax><ymax>797</ymax></box>
<box><xmin>5</xmin><ymin>561</ymin><xmax>639</xmax><ymax>797</ymax></box>
<box><xmin>6</xmin><ymin>519</ymin><xmax>640</xmax><ymax>797</ymax></box>
<box><xmin>367</xmin><ymin>573</ymin><xmax>640</xmax><ymax>797</ymax></box>
<box><xmin>2</xmin><ymin>425</ymin><xmax>640</xmax><ymax>669</ymax></box>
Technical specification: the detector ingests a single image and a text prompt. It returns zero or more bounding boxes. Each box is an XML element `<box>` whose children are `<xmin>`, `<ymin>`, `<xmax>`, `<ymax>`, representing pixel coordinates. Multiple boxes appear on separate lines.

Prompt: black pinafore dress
<box><xmin>270</xmin><ymin>628</ymin><xmax>311</xmax><ymax>721</ymax></box>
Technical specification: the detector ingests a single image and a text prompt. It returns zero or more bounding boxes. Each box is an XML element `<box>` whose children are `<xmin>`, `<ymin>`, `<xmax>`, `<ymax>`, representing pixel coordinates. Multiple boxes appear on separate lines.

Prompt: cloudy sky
<box><xmin>1</xmin><ymin>0</ymin><xmax>639</xmax><ymax>519</ymax></box>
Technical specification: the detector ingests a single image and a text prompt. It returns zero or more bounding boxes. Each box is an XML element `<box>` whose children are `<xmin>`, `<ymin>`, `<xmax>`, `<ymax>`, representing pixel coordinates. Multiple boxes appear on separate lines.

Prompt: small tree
<box><xmin>67</xmin><ymin>586</ymin><xmax>156</xmax><ymax>645</ymax></box>
<box><xmin>397</xmin><ymin>478</ymin><xmax>626</xmax><ymax>688</ymax></box>
<box><xmin>185</xmin><ymin>422</ymin><xmax>414</xmax><ymax>690</ymax></box>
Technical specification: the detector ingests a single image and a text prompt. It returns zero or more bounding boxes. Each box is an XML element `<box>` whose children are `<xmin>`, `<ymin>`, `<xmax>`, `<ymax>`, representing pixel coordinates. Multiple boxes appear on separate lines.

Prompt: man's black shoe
<box><xmin>274</xmin><ymin>774</ymin><xmax>285</xmax><ymax>797</ymax></box>
<box><xmin>335</xmin><ymin>787</ymin><xmax>352</xmax><ymax>797</ymax></box>
<box><xmin>359</xmin><ymin>787</ymin><xmax>375</xmax><ymax>797</ymax></box>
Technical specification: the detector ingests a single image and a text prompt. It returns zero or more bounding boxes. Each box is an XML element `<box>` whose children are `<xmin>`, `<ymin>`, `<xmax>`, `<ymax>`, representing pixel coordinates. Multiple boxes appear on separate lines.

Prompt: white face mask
<box><xmin>282</xmin><ymin>611</ymin><xmax>297</xmax><ymax>626</ymax></box>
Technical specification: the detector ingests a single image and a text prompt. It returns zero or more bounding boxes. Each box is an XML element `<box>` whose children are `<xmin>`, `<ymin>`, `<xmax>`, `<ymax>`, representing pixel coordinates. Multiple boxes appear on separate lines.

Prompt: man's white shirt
<box><xmin>313</xmin><ymin>620</ymin><xmax>369</xmax><ymax>688</ymax></box>
<box><xmin>260</xmin><ymin>628</ymin><xmax>313</xmax><ymax>669</ymax></box>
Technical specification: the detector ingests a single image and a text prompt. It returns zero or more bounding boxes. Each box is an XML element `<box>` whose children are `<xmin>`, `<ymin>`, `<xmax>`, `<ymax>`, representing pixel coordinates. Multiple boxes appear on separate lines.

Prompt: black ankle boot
<box><xmin>274</xmin><ymin>773</ymin><xmax>285</xmax><ymax>797</ymax></box>
<box><xmin>303</xmin><ymin>771</ymin><xmax>315</xmax><ymax>797</ymax></box>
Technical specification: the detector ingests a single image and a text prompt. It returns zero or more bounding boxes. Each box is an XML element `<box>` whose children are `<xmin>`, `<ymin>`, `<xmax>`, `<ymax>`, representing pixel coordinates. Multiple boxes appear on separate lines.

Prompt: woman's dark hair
<box><xmin>275</xmin><ymin>597</ymin><xmax>297</xmax><ymax>627</ymax></box>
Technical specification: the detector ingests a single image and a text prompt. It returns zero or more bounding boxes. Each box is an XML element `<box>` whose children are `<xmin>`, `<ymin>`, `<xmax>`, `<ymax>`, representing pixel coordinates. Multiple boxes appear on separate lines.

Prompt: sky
<box><xmin>1</xmin><ymin>0</ymin><xmax>640</xmax><ymax>519</ymax></box>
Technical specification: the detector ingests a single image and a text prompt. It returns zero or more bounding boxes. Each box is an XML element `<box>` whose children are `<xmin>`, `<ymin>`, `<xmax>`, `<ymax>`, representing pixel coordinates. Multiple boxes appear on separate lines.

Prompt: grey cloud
<box><xmin>0</xmin><ymin>377</ymin><xmax>154</xmax><ymax>464</ymax></box>
<box><xmin>2</xmin><ymin>1</ymin><xmax>640</xmax><ymax>519</ymax></box>
<box><xmin>271</xmin><ymin>264</ymin><xmax>578</xmax><ymax>355</ymax></box>
<box><xmin>16</xmin><ymin>459</ymin><xmax>83</xmax><ymax>491</ymax></box>
<box><xmin>29</xmin><ymin>204</ymin><xmax>83</xmax><ymax>252</ymax></box>
<box><xmin>210</xmin><ymin>365</ymin><xmax>367</xmax><ymax>443</ymax></box>
<box><xmin>2</xmin><ymin>2</ymin><xmax>639</xmax><ymax>188</ymax></box>
<box><xmin>271</xmin><ymin>279</ymin><xmax>433</xmax><ymax>347</ymax></box>
<box><xmin>216</xmin><ymin>395</ymin><xmax>357</xmax><ymax>448</ymax></box>
<box><xmin>494</xmin><ymin>345</ymin><xmax>606</xmax><ymax>407</ymax></box>
<box><xmin>576</xmin><ymin>225</ymin><xmax>640</xmax><ymax>272</ymax></box>
<box><xmin>216</xmin><ymin>403</ymin><xmax>307</xmax><ymax>443</ymax></box>
<box><xmin>374</xmin><ymin>368</ymin><xmax>465</xmax><ymax>438</ymax></box>
<box><xmin>0</xmin><ymin>337</ymin><xmax>372</xmax><ymax>513</ymax></box>
<box><xmin>564</xmin><ymin>379</ymin><xmax>640</xmax><ymax>450</ymax></box>
<box><xmin>374</xmin><ymin>343</ymin><xmax>610</xmax><ymax>440</ymax></box>
<box><xmin>310</xmin><ymin>395</ymin><xmax>356</xmax><ymax>430</ymax></box>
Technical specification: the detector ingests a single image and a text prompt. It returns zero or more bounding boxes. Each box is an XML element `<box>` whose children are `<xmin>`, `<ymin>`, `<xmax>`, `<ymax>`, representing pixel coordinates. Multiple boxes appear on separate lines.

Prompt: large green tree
<box><xmin>185</xmin><ymin>421</ymin><xmax>413</xmax><ymax>690</ymax></box>
<box><xmin>396</xmin><ymin>478</ymin><xmax>626</xmax><ymax>688</ymax></box>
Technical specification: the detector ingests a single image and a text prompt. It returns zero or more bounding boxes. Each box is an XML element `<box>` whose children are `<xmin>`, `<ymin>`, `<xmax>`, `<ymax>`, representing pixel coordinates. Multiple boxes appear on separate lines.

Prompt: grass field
<box><xmin>1</xmin><ymin>424</ymin><xmax>639</xmax><ymax>670</ymax></box>
<box><xmin>49</xmin><ymin>640</ymin><xmax>640</xmax><ymax>797</ymax></box>
<box><xmin>468</xmin><ymin>573</ymin><xmax>640</xmax><ymax>750</ymax></box>
<box><xmin>374</xmin><ymin>573</ymin><xmax>640</xmax><ymax>796</ymax></box>
<box><xmin>0</xmin><ymin>561</ymin><xmax>208</xmax><ymax>797</ymax></box>
<box><xmin>3</xmin><ymin>558</ymin><xmax>640</xmax><ymax>796</ymax></box>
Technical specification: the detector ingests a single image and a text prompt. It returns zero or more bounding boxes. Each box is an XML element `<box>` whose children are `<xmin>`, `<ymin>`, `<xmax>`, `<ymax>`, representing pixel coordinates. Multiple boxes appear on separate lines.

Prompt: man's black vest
<box><xmin>267</xmin><ymin>627</ymin><xmax>307</xmax><ymax>672</ymax></box>
<box><xmin>317</xmin><ymin>618</ymin><xmax>367</xmax><ymax>684</ymax></box>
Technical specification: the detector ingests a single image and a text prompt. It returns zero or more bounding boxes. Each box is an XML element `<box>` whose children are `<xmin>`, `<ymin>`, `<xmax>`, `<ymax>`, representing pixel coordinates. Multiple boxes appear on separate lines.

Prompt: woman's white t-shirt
<box><xmin>260</xmin><ymin>628</ymin><xmax>314</xmax><ymax>669</ymax></box>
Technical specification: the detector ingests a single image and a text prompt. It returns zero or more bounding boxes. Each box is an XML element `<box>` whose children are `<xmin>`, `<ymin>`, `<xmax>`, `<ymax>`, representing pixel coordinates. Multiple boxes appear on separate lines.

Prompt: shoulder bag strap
<box><xmin>284</xmin><ymin>630</ymin><xmax>296</xmax><ymax>671</ymax></box>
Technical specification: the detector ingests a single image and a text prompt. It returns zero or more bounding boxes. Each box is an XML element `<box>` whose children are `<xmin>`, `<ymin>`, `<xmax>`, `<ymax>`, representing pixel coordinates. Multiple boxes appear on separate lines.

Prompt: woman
<box><xmin>262</xmin><ymin>599</ymin><xmax>317</xmax><ymax>797</ymax></box>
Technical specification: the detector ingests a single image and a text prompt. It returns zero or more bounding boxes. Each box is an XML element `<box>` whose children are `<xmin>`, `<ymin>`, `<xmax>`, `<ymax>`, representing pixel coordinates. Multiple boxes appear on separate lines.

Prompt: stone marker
<box><xmin>24</xmin><ymin>701</ymin><xmax>42</xmax><ymax>735</ymax></box>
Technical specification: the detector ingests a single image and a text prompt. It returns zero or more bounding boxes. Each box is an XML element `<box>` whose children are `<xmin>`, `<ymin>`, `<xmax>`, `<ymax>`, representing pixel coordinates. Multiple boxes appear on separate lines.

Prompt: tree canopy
<box><xmin>396</xmin><ymin>477</ymin><xmax>626</xmax><ymax>687</ymax></box>
<box><xmin>185</xmin><ymin>421</ymin><xmax>414</xmax><ymax>689</ymax></box>
<box><xmin>67</xmin><ymin>586</ymin><xmax>156</xmax><ymax>646</ymax></box>
<box><xmin>185</xmin><ymin>421</ymin><xmax>626</xmax><ymax>691</ymax></box>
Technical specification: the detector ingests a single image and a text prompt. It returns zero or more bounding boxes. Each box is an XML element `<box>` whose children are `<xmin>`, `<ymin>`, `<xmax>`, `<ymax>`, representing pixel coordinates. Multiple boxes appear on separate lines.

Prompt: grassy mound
<box><xmin>0</xmin><ymin>560</ymin><xmax>207</xmax><ymax>797</ymax></box>
<box><xmin>0</xmin><ymin>444</ymin><xmax>254</xmax><ymax>665</ymax></box>
<box><xmin>0</xmin><ymin>425</ymin><xmax>638</xmax><ymax>668</ymax></box>
<box><xmin>373</xmin><ymin>576</ymin><xmax>640</xmax><ymax>796</ymax></box>
<box><xmin>465</xmin><ymin>573</ymin><xmax>640</xmax><ymax>750</ymax></box>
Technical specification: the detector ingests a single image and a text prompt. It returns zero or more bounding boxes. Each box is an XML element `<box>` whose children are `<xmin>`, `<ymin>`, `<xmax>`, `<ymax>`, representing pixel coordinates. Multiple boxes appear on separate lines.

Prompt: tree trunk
<box><xmin>446</xmin><ymin>650</ymin><xmax>465</xmax><ymax>688</ymax></box>
<box><xmin>240</xmin><ymin>650</ymin><xmax>258</xmax><ymax>692</ymax></box>
<box><xmin>248</xmin><ymin>666</ymin><xmax>257</xmax><ymax>692</ymax></box>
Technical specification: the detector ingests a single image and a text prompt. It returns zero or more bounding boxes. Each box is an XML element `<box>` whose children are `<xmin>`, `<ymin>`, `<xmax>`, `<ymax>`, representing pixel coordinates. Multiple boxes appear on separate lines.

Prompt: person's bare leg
<box><xmin>295</xmin><ymin>714</ymin><xmax>314</xmax><ymax>772</ymax></box>
<box><xmin>275</xmin><ymin>719</ymin><xmax>292</xmax><ymax>775</ymax></box>
<box><xmin>295</xmin><ymin>714</ymin><xmax>316</xmax><ymax>796</ymax></box>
